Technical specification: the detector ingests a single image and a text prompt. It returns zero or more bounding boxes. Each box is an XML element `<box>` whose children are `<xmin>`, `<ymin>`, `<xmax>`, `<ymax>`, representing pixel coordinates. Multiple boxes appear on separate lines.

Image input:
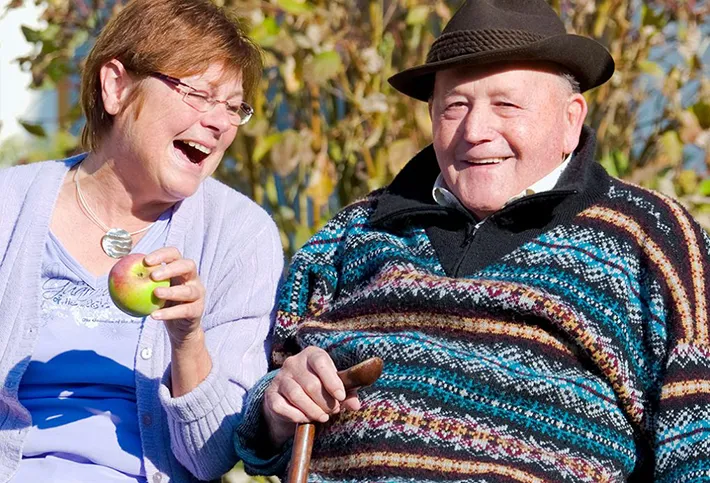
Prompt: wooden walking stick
<box><xmin>286</xmin><ymin>356</ymin><xmax>383</xmax><ymax>483</ymax></box>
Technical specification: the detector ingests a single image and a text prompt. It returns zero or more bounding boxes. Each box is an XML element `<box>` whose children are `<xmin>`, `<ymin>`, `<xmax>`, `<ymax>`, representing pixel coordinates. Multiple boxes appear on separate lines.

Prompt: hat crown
<box><xmin>443</xmin><ymin>0</ymin><xmax>566</xmax><ymax>37</ymax></box>
<box><xmin>388</xmin><ymin>0</ymin><xmax>615</xmax><ymax>100</ymax></box>
<box><xmin>428</xmin><ymin>0</ymin><xmax>568</xmax><ymax>64</ymax></box>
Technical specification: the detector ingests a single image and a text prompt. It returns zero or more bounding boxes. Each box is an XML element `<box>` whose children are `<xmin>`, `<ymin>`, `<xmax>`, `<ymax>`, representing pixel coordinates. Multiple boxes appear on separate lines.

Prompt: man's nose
<box><xmin>461</xmin><ymin>104</ymin><xmax>496</xmax><ymax>145</ymax></box>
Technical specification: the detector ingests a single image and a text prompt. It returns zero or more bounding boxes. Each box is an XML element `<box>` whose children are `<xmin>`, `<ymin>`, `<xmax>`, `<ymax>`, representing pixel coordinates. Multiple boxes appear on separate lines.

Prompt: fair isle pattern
<box><xmin>270</xmin><ymin>179</ymin><xmax>710</xmax><ymax>482</ymax></box>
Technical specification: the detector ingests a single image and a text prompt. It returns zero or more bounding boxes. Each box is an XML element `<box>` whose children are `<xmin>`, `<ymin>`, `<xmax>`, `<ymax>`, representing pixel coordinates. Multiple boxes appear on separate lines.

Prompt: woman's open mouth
<box><xmin>173</xmin><ymin>140</ymin><xmax>212</xmax><ymax>165</ymax></box>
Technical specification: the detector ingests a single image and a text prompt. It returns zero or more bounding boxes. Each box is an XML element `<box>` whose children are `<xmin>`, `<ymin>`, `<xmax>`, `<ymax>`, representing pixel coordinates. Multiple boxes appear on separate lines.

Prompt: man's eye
<box><xmin>496</xmin><ymin>101</ymin><xmax>517</xmax><ymax>108</ymax></box>
<box><xmin>446</xmin><ymin>102</ymin><xmax>467</xmax><ymax>110</ymax></box>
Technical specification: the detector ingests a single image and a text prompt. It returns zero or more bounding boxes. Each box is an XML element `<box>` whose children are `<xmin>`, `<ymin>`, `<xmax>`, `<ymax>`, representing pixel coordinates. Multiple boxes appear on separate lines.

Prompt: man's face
<box><xmin>430</xmin><ymin>64</ymin><xmax>586</xmax><ymax>219</ymax></box>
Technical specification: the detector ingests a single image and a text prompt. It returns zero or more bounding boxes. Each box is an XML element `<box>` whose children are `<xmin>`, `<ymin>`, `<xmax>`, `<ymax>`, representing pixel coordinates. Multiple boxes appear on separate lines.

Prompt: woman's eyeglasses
<box><xmin>149</xmin><ymin>72</ymin><xmax>253</xmax><ymax>126</ymax></box>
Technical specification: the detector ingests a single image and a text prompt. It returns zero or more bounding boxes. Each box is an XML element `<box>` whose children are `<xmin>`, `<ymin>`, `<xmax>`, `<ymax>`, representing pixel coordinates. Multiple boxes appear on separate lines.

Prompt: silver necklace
<box><xmin>74</xmin><ymin>166</ymin><xmax>154</xmax><ymax>258</ymax></box>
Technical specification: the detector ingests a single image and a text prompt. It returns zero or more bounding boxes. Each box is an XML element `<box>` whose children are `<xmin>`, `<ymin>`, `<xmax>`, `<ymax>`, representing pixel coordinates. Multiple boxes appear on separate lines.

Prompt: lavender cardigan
<box><xmin>0</xmin><ymin>156</ymin><xmax>284</xmax><ymax>482</ymax></box>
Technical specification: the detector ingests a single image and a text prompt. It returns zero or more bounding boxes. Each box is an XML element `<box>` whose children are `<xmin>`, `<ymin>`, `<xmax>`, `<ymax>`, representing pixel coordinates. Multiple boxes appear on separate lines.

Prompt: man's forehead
<box><xmin>433</xmin><ymin>62</ymin><xmax>562</xmax><ymax>95</ymax></box>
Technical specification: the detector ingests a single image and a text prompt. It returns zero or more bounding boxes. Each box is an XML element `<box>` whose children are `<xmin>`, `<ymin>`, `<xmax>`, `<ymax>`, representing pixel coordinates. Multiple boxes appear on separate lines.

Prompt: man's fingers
<box><xmin>342</xmin><ymin>391</ymin><xmax>361</xmax><ymax>412</ymax></box>
<box><xmin>276</xmin><ymin>378</ymin><xmax>332</xmax><ymax>423</ymax></box>
<box><xmin>265</xmin><ymin>389</ymin><xmax>312</xmax><ymax>425</ymax></box>
<box><xmin>304</xmin><ymin>349</ymin><xmax>346</xmax><ymax>401</ymax></box>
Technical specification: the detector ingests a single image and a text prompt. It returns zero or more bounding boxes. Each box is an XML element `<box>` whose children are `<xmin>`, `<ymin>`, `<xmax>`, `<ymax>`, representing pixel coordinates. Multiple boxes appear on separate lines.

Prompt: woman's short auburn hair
<box><xmin>80</xmin><ymin>0</ymin><xmax>263</xmax><ymax>151</ymax></box>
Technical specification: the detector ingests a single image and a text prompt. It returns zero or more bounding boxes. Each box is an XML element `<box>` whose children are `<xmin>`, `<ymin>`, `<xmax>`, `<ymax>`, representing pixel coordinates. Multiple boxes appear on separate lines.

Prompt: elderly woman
<box><xmin>0</xmin><ymin>0</ymin><xmax>283</xmax><ymax>482</ymax></box>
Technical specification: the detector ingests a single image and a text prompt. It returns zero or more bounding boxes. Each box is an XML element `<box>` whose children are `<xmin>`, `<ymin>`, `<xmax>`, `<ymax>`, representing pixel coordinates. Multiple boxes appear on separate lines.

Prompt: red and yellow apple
<box><xmin>108</xmin><ymin>253</ymin><xmax>170</xmax><ymax>317</ymax></box>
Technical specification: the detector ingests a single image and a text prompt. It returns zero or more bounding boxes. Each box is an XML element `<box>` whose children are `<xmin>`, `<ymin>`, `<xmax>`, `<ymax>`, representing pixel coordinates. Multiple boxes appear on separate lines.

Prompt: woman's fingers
<box><xmin>150</xmin><ymin>258</ymin><xmax>198</xmax><ymax>283</ymax></box>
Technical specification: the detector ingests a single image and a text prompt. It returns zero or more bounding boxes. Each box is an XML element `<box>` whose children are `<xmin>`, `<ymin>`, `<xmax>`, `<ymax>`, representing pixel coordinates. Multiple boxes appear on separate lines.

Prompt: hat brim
<box><xmin>388</xmin><ymin>34</ymin><xmax>615</xmax><ymax>101</ymax></box>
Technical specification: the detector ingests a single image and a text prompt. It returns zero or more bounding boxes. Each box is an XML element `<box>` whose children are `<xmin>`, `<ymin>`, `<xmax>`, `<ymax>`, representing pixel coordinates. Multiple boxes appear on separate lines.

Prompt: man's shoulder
<box><xmin>317</xmin><ymin>189</ymin><xmax>384</xmax><ymax>232</ymax></box>
<box><xmin>594</xmin><ymin>176</ymin><xmax>703</xmax><ymax>234</ymax></box>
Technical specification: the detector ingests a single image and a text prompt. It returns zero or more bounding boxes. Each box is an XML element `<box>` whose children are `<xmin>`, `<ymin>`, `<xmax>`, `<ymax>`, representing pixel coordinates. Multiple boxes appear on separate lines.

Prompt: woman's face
<box><xmin>104</xmin><ymin>62</ymin><xmax>244</xmax><ymax>202</ymax></box>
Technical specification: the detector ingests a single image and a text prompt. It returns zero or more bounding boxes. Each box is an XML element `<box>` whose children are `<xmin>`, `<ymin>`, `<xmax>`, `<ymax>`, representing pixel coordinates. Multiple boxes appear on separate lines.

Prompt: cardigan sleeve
<box><xmin>158</xmin><ymin>215</ymin><xmax>284</xmax><ymax>481</ymax></box>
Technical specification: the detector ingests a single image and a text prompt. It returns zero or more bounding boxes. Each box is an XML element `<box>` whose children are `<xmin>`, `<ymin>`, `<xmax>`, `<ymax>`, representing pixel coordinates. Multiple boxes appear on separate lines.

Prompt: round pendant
<box><xmin>101</xmin><ymin>228</ymin><xmax>133</xmax><ymax>258</ymax></box>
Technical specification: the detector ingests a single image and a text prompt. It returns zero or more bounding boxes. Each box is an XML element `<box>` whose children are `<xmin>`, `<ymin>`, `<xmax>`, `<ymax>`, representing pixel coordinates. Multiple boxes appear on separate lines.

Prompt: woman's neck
<box><xmin>78</xmin><ymin>151</ymin><xmax>174</xmax><ymax>231</ymax></box>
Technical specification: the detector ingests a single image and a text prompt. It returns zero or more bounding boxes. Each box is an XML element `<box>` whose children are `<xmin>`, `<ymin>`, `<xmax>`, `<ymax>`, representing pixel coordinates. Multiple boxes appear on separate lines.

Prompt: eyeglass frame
<box><xmin>148</xmin><ymin>71</ymin><xmax>254</xmax><ymax>126</ymax></box>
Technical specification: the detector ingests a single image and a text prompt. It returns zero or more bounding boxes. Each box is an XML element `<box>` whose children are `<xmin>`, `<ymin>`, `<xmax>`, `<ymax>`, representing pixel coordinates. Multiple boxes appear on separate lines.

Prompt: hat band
<box><xmin>427</xmin><ymin>29</ymin><xmax>545</xmax><ymax>63</ymax></box>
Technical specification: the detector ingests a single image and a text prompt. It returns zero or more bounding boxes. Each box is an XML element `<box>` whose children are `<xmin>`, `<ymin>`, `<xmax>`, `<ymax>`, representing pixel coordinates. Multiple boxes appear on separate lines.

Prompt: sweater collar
<box><xmin>370</xmin><ymin>125</ymin><xmax>606</xmax><ymax>227</ymax></box>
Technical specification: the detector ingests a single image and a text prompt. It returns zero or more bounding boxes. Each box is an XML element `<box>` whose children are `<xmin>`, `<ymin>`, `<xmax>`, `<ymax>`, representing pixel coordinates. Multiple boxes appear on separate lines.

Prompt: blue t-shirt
<box><xmin>14</xmin><ymin>212</ymin><xmax>171</xmax><ymax>483</ymax></box>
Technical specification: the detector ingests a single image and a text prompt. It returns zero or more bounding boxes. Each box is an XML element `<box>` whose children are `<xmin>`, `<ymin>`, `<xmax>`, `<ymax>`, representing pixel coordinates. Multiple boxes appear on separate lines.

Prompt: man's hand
<box><xmin>263</xmin><ymin>346</ymin><xmax>362</xmax><ymax>447</ymax></box>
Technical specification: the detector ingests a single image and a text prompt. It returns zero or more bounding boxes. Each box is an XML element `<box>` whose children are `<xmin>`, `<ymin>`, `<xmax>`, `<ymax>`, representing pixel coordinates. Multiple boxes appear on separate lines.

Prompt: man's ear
<box><xmin>562</xmin><ymin>93</ymin><xmax>588</xmax><ymax>155</ymax></box>
<box><xmin>99</xmin><ymin>58</ymin><xmax>133</xmax><ymax>116</ymax></box>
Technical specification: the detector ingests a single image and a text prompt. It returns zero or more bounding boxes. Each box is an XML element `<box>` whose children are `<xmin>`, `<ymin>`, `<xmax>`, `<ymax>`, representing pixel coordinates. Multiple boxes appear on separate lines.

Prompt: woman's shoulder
<box><xmin>199</xmin><ymin>176</ymin><xmax>278</xmax><ymax>231</ymax></box>
<box><xmin>0</xmin><ymin>156</ymin><xmax>79</xmax><ymax>185</ymax></box>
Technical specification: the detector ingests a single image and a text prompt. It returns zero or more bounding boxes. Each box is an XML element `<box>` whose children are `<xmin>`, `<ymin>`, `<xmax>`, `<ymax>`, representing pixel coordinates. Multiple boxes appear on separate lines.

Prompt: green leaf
<box><xmin>641</xmin><ymin>4</ymin><xmax>667</xmax><ymax>29</ymax></box>
<box><xmin>691</xmin><ymin>102</ymin><xmax>710</xmax><ymax>130</ymax></box>
<box><xmin>599</xmin><ymin>152</ymin><xmax>619</xmax><ymax>177</ymax></box>
<box><xmin>293</xmin><ymin>224</ymin><xmax>315</xmax><ymax>252</ymax></box>
<box><xmin>21</xmin><ymin>25</ymin><xmax>41</xmax><ymax>43</ymax></box>
<box><xmin>249</xmin><ymin>17</ymin><xmax>280</xmax><ymax>47</ymax></box>
<box><xmin>637</xmin><ymin>60</ymin><xmax>664</xmax><ymax>78</ymax></box>
<box><xmin>46</xmin><ymin>57</ymin><xmax>70</xmax><ymax>83</ymax></box>
<box><xmin>252</xmin><ymin>132</ymin><xmax>283</xmax><ymax>164</ymax></box>
<box><xmin>303</xmin><ymin>51</ymin><xmax>343</xmax><ymax>85</ymax></box>
<box><xmin>276</xmin><ymin>0</ymin><xmax>313</xmax><ymax>15</ymax></box>
<box><xmin>612</xmin><ymin>150</ymin><xmax>629</xmax><ymax>176</ymax></box>
<box><xmin>406</xmin><ymin>6</ymin><xmax>430</xmax><ymax>26</ymax></box>
<box><xmin>676</xmin><ymin>169</ymin><xmax>697</xmax><ymax>195</ymax></box>
<box><xmin>19</xmin><ymin>121</ymin><xmax>46</xmax><ymax>137</ymax></box>
<box><xmin>658</xmin><ymin>131</ymin><xmax>683</xmax><ymax>167</ymax></box>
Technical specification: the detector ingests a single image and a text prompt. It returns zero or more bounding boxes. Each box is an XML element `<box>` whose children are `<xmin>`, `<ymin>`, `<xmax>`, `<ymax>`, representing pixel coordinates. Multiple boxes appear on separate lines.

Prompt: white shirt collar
<box><xmin>432</xmin><ymin>153</ymin><xmax>573</xmax><ymax>215</ymax></box>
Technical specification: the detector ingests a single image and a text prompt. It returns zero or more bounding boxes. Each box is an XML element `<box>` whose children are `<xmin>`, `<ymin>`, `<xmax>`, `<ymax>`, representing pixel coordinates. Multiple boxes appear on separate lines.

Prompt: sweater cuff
<box><xmin>234</xmin><ymin>370</ymin><xmax>292</xmax><ymax>476</ymax></box>
<box><xmin>158</xmin><ymin>359</ymin><xmax>235</xmax><ymax>422</ymax></box>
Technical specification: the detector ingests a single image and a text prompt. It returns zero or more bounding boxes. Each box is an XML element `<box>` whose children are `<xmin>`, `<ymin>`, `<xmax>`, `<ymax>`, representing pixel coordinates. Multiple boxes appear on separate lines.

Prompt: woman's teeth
<box><xmin>185</xmin><ymin>141</ymin><xmax>212</xmax><ymax>155</ymax></box>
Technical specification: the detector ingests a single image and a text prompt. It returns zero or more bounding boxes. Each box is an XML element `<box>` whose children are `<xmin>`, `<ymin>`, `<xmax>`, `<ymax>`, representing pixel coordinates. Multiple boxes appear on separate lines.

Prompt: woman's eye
<box><xmin>187</xmin><ymin>91</ymin><xmax>210</xmax><ymax>102</ymax></box>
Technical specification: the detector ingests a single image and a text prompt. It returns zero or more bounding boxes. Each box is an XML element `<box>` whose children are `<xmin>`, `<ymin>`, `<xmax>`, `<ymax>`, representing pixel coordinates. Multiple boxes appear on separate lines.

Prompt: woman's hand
<box><xmin>144</xmin><ymin>247</ymin><xmax>211</xmax><ymax>397</ymax></box>
<box><xmin>145</xmin><ymin>247</ymin><xmax>205</xmax><ymax>344</ymax></box>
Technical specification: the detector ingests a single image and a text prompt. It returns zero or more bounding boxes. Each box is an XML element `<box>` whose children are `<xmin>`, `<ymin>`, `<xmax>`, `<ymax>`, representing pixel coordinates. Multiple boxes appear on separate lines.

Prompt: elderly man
<box><xmin>236</xmin><ymin>0</ymin><xmax>710</xmax><ymax>481</ymax></box>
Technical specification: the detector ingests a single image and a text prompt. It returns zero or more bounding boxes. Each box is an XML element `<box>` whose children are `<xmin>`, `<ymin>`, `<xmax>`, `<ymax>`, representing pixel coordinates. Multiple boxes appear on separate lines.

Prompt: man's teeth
<box><xmin>185</xmin><ymin>141</ymin><xmax>212</xmax><ymax>155</ymax></box>
<box><xmin>470</xmin><ymin>157</ymin><xmax>507</xmax><ymax>165</ymax></box>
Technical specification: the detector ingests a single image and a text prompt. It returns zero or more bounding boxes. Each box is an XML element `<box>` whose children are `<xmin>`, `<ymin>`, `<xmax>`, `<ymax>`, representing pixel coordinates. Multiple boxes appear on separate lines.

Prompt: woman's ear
<box><xmin>99</xmin><ymin>59</ymin><xmax>133</xmax><ymax>116</ymax></box>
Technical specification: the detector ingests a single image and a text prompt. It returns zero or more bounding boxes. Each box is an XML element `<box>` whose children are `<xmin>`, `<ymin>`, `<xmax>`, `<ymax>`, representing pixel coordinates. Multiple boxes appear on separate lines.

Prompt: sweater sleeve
<box><xmin>234</xmin><ymin>204</ymin><xmax>360</xmax><ymax>477</ymax></box>
<box><xmin>652</xmin><ymin>214</ymin><xmax>710</xmax><ymax>482</ymax></box>
<box><xmin>158</xmin><ymin>214</ymin><xmax>284</xmax><ymax>481</ymax></box>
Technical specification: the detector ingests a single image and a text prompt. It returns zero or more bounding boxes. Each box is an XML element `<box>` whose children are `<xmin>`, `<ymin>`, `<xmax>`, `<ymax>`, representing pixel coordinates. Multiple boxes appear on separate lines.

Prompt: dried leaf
<box><xmin>387</xmin><ymin>138</ymin><xmax>417</xmax><ymax>175</ymax></box>
<box><xmin>305</xmin><ymin>152</ymin><xmax>336</xmax><ymax>208</ymax></box>
<box><xmin>406</xmin><ymin>6</ymin><xmax>430</xmax><ymax>26</ymax></box>
<box><xmin>303</xmin><ymin>51</ymin><xmax>343</xmax><ymax>85</ymax></box>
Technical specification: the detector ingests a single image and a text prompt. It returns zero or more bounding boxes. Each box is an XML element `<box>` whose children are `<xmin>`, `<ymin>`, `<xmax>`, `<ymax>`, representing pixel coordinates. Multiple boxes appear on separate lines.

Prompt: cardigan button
<box><xmin>152</xmin><ymin>473</ymin><xmax>163</xmax><ymax>483</ymax></box>
<box><xmin>142</xmin><ymin>413</ymin><xmax>153</xmax><ymax>426</ymax></box>
<box><xmin>140</xmin><ymin>347</ymin><xmax>153</xmax><ymax>360</ymax></box>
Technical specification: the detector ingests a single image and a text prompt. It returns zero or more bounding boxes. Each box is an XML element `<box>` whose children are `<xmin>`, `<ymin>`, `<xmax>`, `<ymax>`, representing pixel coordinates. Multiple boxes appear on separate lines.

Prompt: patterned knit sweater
<box><xmin>236</xmin><ymin>127</ymin><xmax>710</xmax><ymax>482</ymax></box>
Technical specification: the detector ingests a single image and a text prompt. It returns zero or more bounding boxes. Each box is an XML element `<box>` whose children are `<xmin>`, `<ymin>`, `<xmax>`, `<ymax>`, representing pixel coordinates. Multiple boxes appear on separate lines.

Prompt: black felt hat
<box><xmin>388</xmin><ymin>0</ymin><xmax>615</xmax><ymax>101</ymax></box>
